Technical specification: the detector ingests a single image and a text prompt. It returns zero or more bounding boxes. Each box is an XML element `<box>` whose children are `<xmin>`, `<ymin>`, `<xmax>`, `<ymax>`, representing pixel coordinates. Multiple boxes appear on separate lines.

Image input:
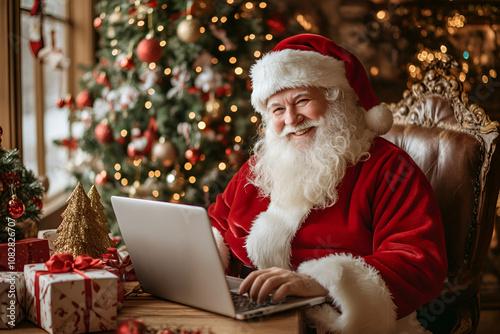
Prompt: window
<box><xmin>1</xmin><ymin>0</ymin><xmax>94</xmax><ymax>226</ymax></box>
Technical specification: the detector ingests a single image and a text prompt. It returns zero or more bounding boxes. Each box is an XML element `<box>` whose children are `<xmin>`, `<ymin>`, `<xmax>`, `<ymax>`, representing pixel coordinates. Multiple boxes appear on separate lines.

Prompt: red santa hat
<box><xmin>250</xmin><ymin>33</ymin><xmax>393</xmax><ymax>135</ymax></box>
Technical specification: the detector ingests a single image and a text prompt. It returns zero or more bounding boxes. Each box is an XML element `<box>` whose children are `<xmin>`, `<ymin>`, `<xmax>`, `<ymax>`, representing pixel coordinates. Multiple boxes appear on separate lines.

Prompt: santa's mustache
<box><xmin>279</xmin><ymin>119</ymin><xmax>322</xmax><ymax>137</ymax></box>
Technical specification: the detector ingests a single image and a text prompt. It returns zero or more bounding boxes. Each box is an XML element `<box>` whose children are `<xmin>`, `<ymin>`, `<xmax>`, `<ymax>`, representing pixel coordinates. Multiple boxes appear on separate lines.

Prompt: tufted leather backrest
<box><xmin>384</xmin><ymin>96</ymin><xmax>483</xmax><ymax>276</ymax></box>
<box><xmin>381</xmin><ymin>64</ymin><xmax>500</xmax><ymax>332</ymax></box>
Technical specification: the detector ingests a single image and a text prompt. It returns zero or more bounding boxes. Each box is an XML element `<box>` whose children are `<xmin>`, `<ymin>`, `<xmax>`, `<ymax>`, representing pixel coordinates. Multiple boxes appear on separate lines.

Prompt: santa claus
<box><xmin>208</xmin><ymin>34</ymin><xmax>447</xmax><ymax>334</ymax></box>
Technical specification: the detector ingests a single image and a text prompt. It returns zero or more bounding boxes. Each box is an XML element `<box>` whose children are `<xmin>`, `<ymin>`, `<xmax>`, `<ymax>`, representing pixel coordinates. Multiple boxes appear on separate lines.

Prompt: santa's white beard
<box><xmin>249</xmin><ymin>98</ymin><xmax>374</xmax><ymax>210</ymax></box>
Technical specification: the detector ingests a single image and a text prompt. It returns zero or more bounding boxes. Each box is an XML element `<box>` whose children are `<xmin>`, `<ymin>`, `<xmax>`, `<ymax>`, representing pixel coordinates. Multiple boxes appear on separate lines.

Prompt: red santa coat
<box><xmin>208</xmin><ymin>137</ymin><xmax>447</xmax><ymax>334</ymax></box>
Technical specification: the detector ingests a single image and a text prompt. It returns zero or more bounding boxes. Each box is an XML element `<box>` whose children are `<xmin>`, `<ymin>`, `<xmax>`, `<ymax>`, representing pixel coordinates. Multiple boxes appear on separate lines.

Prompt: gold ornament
<box><xmin>177</xmin><ymin>15</ymin><xmax>202</xmax><ymax>43</ymax></box>
<box><xmin>205</xmin><ymin>94</ymin><xmax>224</xmax><ymax>120</ymax></box>
<box><xmin>151</xmin><ymin>138</ymin><xmax>177</xmax><ymax>167</ymax></box>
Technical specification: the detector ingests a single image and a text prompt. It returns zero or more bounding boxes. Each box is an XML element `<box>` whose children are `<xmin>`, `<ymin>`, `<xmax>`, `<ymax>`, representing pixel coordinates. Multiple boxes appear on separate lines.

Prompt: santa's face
<box><xmin>266</xmin><ymin>87</ymin><xmax>328</xmax><ymax>143</ymax></box>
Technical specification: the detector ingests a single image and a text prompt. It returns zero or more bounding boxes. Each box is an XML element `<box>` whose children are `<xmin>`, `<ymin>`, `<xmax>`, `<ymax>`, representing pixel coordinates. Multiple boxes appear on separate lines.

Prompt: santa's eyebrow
<box><xmin>292</xmin><ymin>90</ymin><xmax>311</xmax><ymax>99</ymax></box>
<box><xmin>266</xmin><ymin>90</ymin><xmax>311</xmax><ymax>109</ymax></box>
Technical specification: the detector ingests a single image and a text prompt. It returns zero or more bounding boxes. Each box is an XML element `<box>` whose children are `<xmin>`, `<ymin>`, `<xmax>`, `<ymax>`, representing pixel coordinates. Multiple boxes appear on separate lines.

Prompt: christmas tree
<box><xmin>54</xmin><ymin>182</ymin><xmax>112</xmax><ymax>258</ymax></box>
<box><xmin>87</xmin><ymin>185</ymin><xmax>116</xmax><ymax>249</ymax></box>
<box><xmin>0</xmin><ymin>126</ymin><xmax>44</xmax><ymax>243</ymax></box>
<box><xmin>58</xmin><ymin>0</ymin><xmax>301</xmax><ymax>236</ymax></box>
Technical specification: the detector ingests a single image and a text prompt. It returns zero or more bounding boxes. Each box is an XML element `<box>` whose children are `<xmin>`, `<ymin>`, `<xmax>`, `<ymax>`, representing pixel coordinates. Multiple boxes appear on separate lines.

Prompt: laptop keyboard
<box><xmin>231</xmin><ymin>293</ymin><xmax>282</xmax><ymax>312</ymax></box>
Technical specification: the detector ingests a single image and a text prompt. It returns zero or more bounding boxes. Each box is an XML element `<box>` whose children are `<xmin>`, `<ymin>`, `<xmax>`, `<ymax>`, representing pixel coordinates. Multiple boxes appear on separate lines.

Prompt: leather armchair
<box><xmin>382</xmin><ymin>60</ymin><xmax>500</xmax><ymax>333</ymax></box>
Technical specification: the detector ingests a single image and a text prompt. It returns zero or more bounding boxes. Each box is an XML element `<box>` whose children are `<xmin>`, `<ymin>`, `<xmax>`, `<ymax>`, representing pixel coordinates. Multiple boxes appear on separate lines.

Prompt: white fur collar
<box><xmin>245</xmin><ymin>201</ymin><xmax>310</xmax><ymax>269</ymax></box>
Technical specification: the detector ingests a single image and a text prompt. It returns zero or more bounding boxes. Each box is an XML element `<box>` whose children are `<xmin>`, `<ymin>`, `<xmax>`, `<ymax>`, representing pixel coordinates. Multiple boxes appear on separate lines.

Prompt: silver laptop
<box><xmin>111</xmin><ymin>196</ymin><xmax>326</xmax><ymax>320</ymax></box>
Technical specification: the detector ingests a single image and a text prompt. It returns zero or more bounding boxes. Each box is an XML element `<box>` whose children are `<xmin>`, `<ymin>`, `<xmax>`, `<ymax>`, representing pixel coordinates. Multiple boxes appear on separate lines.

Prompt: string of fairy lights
<box><xmin>363</xmin><ymin>2</ymin><xmax>499</xmax><ymax>92</ymax></box>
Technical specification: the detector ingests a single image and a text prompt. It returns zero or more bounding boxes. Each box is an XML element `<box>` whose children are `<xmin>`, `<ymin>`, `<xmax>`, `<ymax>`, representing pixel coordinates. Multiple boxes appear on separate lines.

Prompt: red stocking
<box><xmin>29</xmin><ymin>0</ymin><xmax>44</xmax><ymax>58</ymax></box>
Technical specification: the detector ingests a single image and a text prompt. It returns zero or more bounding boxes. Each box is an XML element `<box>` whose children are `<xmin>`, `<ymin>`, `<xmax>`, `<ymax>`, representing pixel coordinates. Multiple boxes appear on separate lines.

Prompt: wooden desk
<box><xmin>12</xmin><ymin>282</ymin><xmax>306</xmax><ymax>333</ymax></box>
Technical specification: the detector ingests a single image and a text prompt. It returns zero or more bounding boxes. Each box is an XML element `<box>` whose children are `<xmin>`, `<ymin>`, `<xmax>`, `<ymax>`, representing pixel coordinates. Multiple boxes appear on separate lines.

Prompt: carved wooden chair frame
<box><xmin>384</xmin><ymin>60</ymin><xmax>500</xmax><ymax>333</ymax></box>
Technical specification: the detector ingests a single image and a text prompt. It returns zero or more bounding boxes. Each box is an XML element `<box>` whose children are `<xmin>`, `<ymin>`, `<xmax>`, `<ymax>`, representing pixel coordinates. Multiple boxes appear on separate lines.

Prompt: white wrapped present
<box><xmin>24</xmin><ymin>255</ymin><xmax>118</xmax><ymax>333</ymax></box>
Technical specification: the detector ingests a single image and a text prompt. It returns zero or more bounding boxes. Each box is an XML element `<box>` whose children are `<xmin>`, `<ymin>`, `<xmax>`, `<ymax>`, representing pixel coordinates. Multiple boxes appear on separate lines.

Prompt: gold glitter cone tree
<box><xmin>54</xmin><ymin>182</ymin><xmax>109</xmax><ymax>258</ymax></box>
<box><xmin>87</xmin><ymin>185</ymin><xmax>116</xmax><ymax>249</ymax></box>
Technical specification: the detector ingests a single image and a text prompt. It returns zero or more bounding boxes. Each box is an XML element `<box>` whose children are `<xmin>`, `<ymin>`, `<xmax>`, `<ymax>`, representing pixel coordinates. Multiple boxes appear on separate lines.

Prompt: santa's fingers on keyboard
<box><xmin>238</xmin><ymin>267</ymin><xmax>328</xmax><ymax>304</ymax></box>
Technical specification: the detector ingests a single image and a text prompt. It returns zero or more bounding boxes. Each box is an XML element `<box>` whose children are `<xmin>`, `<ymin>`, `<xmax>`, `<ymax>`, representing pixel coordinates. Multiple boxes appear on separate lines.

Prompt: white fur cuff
<box><xmin>298</xmin><ymin>253</ymin><xmax>397</xmax><ymax>334</ymax></box>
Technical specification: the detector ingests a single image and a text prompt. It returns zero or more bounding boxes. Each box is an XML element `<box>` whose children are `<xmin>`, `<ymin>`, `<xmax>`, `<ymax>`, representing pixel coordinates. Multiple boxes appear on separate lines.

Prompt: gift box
<box><xmin>25</xmin><ymin>254</ymin><xmax>118</xmax><ymax>333</ymax></box>
<box><xmin>37</xmin><ymin>230</ymin><xmax>59</xmax><ymax>256</ymax></box>
<box><xmin>0</xmin><ymin>272</ymin><xmax>25</xmax><ymax>329</ymax></box>
<box><xmin>103</xmin><ymin>247</ymin><xmax>136</xmax><ymax>282</ymax></box>
<box><xmin>0</xmin><ymin>238</ymin><xmax>50</xmax><ymax>272</ymax></box>
<box><xmin>117</xmin><ymin>246</ymin><xmax>136</xmax><ymax>281</ymax></box>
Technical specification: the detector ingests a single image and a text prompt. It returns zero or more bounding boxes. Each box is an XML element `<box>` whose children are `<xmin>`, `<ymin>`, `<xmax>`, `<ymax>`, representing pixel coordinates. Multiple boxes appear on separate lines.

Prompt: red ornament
<box><xmin>32</xmin><ymin>197</ymin><xmax>43</xmax><ymax>210</ymax></box>
<box><xmin>76</xmin><ymin>89</ymin><xmax>93</xmax><ymax>109</ymax></box>
<box><xmin>136</xmin><ymin>37</ymin><xmax>162</xmax><ymax>63</ymax></box>
<box><xmin>8</xmin><ymin>195</ymin><xmax>25</xmax><ymax>219</ymax></box>
<box><xmin>266</xmin><ymin>12</ymin><xmax>288</xmax><ymax>36</ymax></box>
<box><xmin>93</xmin><ymin>17</ymin><xmax>102</xmax><ymax>29</ymax></box>
<box><xmin>95</xmin><ymin>120</ymin><xmax>114</xmax><ymax>144</ymax></box>
<box><xmin>56</xmin><ymin>97</ymin><xmax>65</xmax><ymax>108</ymax></box>
<box><xmin>96</xmin><ymin>72</ymin><xmax>108</xmax><ymax>85</ymax></box>
<box><xmin>95</xmin><ymin>171</ymin><xmax>109</xmax><ymax>186</ymax></box>
<box><xmin>116</xmin><ymin>319</ymin><xmax>147</xmax><ymax>334</ymax></box>
<box><xmin>119</xmin><ymin>56</ymin><xmax>135</xmax><ymax>70</ymax></box>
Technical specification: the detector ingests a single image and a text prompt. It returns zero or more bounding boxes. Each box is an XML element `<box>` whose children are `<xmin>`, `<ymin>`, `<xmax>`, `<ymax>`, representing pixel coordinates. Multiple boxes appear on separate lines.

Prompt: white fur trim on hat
<box><xmin>245</xmin><ymin>201</ymin><xmax>310</xmax><ymax>269</ymax></box>
<box><xmin>365</xmin><ymin>104</ymin><xmax>393</xmax><ymax>135</ymax></box>
<box><xmin>212</xmin><ymin>227</ymin><xmax>230</xmax><ymax>270</ymax></box>
<box><xmin>250</xmin><ymin>49</ymin><xmax>352</xmax><ymax>114</ymax></box>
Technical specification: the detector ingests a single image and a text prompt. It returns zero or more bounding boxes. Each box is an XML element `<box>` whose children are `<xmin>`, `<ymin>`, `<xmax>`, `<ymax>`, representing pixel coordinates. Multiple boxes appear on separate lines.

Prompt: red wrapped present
<box><xmin>0</xmin><ymin>238</ymin><xmax>50</xmax><ymax>272</ymax></box>
<box><xmin>25</xmin><ymin>254</ymin><xmax>118</xmax><ymax>333</ymax></box>
<box><xmin>103</xmin><ymin>247</ymin><xmax>136</xmax><ymax>282</ymax></box>
<box><xmin>0</xmin><ymin>272</ymin><xmax>25</xmax><ymax>329</ymax></box>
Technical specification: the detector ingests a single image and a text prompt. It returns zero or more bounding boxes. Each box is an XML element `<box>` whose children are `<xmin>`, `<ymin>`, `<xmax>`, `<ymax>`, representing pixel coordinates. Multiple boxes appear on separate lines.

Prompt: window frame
<box><xmin>1</xmin><ymin>0</ymin><xmax>96</xmax><ymax>229</ymax></box>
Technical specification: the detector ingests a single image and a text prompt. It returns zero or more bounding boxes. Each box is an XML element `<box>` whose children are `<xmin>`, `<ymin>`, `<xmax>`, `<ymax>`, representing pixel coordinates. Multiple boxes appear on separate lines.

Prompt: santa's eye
<box><xmin>271</xmin><ymin>107</ymin><xmax>285</xmax><ymax>114</ymax></box>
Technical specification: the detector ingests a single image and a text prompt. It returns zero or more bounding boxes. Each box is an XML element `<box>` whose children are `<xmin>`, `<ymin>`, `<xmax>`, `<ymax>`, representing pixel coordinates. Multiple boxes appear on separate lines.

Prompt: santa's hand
<box><xmin>238</xmin><ymin>267</ymin><xmax>328</xmax><ymax>304</ymax></box>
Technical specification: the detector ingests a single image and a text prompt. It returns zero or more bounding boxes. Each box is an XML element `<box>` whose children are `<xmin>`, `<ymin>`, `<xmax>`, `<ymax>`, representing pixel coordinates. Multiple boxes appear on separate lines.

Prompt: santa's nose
<box><xmin>284</xmin><ymin>108</ymin><xmax>303</xmax><ymax>126</ymax></box>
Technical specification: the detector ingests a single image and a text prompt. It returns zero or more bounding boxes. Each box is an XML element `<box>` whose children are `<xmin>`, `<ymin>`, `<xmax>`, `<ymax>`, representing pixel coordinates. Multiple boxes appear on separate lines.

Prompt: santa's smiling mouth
<box><xmin>293</xmin><ymin>127</ymin><xmax>313</xmax><ymax>136</ymax></box>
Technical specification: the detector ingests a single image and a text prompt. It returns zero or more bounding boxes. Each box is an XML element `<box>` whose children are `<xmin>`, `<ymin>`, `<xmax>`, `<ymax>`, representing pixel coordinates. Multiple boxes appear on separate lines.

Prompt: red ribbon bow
<box><xmin>45</xmin><ymin>253</ymin><xmax>104</xmax><ymax>273</ymax></box>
